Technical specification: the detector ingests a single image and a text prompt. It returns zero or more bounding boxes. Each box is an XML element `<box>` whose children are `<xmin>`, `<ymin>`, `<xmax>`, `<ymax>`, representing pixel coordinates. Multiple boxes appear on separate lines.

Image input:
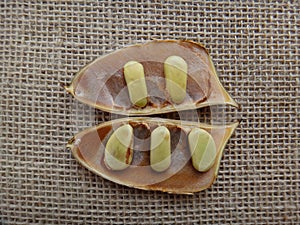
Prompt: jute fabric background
<box><xmin>0</xmin><ymin>1</ymin><xmax>299</xmax><ymax>224</ymax></box>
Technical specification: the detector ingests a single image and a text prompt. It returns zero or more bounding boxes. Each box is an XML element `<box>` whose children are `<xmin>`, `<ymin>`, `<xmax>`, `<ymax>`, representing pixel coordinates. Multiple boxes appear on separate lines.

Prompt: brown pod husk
<box><xmin>67</xmin><ymin>118</ymin><xmax>239</xmax><ymax>194</ymax></box>
<box><xmin>64</xmin><ymin>40</ymin><xmax>238</xmax><ymax>115</ymax></box>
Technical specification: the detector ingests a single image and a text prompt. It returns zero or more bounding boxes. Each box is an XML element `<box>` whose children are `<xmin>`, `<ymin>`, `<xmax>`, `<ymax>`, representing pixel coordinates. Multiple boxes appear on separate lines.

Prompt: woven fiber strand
<box><xmin>0</xmin><ymin>0</ymin><xmax>299</xmax><ymax>224</ymax></box>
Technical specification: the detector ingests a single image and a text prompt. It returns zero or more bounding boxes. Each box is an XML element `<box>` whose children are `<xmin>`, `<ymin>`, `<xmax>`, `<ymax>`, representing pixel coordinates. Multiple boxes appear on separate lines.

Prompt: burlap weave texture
<box><xmin>0</xmin><ymin>1</ymin><xmax>299</xmax><ymax>224</ymax></box>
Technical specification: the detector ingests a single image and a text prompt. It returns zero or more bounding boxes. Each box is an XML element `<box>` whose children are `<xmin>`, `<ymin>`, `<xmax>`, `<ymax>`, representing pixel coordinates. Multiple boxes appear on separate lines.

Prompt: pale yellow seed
<box><xmin>104</xmin><ymin>124</ymin><xmax>133</xmax><ymax>170</ymax></box>
<box><xmin>188</xmin><ymin>128</ymin><xmax>217</xmax><ymax>172</ymax></box>
<box><xmin>124</xmin><ymin>61</ymin><xmax>148</xmax><ymax>107</ymax></box>
<box><xmin>164</xmin><ymin>56</ymin><xmax>188</xmax><ymax>104</ymax></box>
<box><xmin>150</xmin><ymin>126</ymin><xmax>171</xmax><ymax>172</ymax></box>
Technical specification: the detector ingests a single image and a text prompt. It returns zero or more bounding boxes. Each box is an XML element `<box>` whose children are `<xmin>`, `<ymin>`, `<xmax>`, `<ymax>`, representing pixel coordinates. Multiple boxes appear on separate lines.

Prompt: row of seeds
<box><xmin>124</xmin><ymin>55</ymin><xmax>188</xmax><ymax>107</ymax></box>
<box><xmin>104</xmin><ymin>124</ymin><xmax>217</xmax><ymax>173</ymax></box>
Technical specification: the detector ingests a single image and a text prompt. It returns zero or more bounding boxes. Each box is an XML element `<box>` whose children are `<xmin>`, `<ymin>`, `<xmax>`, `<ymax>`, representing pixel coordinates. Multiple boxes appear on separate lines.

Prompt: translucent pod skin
<box><xmin>65</xmin><ymin>40</ymin><xmax>238</xmax><ymax>115</ymax></box>
<box><xmin>67</xmin><ymin>118</ymin><xmax>239</xmax><ymax>194</ymax></box>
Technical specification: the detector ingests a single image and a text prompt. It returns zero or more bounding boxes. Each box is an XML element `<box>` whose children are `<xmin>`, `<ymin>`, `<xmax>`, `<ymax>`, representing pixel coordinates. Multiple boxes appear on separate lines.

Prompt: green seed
<box><xmin>150</xmin><ymin>126</ymin><xmax>171</xmax><ymax>172</ymax></box>
<box><xmin>104</xmin><ymin>124</ymin><xmax>133</xmax><ymax>170</ymax></box>
<box><xmin>188</xmin><ymin>128</ymin><xmax>217</xmax><ymax>172</ymax></box>
<box><xmin>164</xmin><ymin>56</ymin><xmax>187</xmax><ymax>104</ymax></box>
<box><xmin>124</xmin><ymin>61</ymin><xmax>148</xmax><ymax>107</ymax></box>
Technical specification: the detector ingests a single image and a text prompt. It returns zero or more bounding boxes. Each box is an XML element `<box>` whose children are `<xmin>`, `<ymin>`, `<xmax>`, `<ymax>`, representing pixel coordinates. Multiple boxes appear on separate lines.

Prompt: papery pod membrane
<box><xmin>67</xmin><ymin>118</ymin><xmax>239</xmax><ymax>194</ymax></box>
<box><xmin>65</xmin><ymin>40</ymin><xmax>238</xmax><ymax>115</ymax></box>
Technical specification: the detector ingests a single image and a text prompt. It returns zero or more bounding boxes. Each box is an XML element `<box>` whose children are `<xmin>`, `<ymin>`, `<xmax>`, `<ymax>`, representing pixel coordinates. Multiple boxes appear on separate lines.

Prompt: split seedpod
<box><xmin>65</xmin><ymin>40</ymin><xmax>239</xmax><ymax>194</ymax></box>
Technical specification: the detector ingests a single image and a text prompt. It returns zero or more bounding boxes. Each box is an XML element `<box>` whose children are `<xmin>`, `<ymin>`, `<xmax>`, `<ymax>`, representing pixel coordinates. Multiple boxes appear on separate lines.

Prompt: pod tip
<box><xmin>60</xmin><ymin>82</ymin><xmax>74</xmax><ymax>95</ymax></box>
<box><xmin>66</xmin><ymin>137</ymin><xmax>75</xmax><ymax>149</ymax></box>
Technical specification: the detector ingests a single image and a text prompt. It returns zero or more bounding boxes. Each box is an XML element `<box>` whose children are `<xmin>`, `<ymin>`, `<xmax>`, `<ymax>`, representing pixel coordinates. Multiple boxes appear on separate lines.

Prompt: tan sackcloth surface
<box><xmin>0</xmin><ymin>1</ymin><xmax>299</xmax><ymax>224</ymax></box>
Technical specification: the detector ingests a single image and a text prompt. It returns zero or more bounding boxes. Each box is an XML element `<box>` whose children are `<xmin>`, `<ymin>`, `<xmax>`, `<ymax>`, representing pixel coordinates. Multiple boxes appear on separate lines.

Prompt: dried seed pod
<box><xmin>64</xmin><ymin>40</ymin><xmax>238</xmax><ymax>115</ymax></box>
<box><xmin>67</xmin><ymin>118</ymin><xmax>239</xmax><ymax>194</ymax></box>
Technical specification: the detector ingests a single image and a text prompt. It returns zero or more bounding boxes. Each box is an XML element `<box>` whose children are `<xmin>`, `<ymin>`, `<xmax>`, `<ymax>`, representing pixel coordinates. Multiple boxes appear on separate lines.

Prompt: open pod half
<box><xmin>67</xmin><ymin>118</ymin><xmax>239</xmax><ymax>194</ymax></box>
<box><xmin>65</xmin><ymin>40</ymin><xmax>238</xmax><ymax>115</ymax></box>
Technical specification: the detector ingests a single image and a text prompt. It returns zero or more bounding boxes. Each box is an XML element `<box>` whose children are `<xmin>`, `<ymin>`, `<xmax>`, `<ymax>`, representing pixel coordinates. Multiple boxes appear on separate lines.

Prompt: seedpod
<box><xmin>64</xmin><ymin>40</ymin><xmax>238</xmax><ymax>115</ymax></box>
<box><xmin>67</xmin><ymin>118</ymin><xmax>239</xmax><ymax>194</ymax></box>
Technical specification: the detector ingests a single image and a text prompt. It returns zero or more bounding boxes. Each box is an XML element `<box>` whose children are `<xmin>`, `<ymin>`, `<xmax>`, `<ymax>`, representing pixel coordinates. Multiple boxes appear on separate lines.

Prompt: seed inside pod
<box><xmin>104</xmin><ymin>124</ymin><xmax>134</xmax><ymax>170</ymax></box>
<box><xmin>69</xmin><ymin>118</ymin><xmax>239</xmax><ymax>193</ymax></box>
<box><xmin>124</xmin><ymin>61</ymin><xmax>148</xmax><ymax>107</ymax></box>
<box><xmin>164</xmin><ymin>55</ymin><xmax>188</xmax><ymax>104</ymax></box>
<box><xmin>150</xmin><ymin>126</ymin><xmax>171</xmax><ymax>172</ymax></box>
<box><xmin>65</xmin><ymin>40</ymin><xmax>239</xmax><ymax>115</ymax></box>
<box><xmin>188</xmin><ymin>128</ymin><xmax>217</xmax><ymax>172</ymax></box>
